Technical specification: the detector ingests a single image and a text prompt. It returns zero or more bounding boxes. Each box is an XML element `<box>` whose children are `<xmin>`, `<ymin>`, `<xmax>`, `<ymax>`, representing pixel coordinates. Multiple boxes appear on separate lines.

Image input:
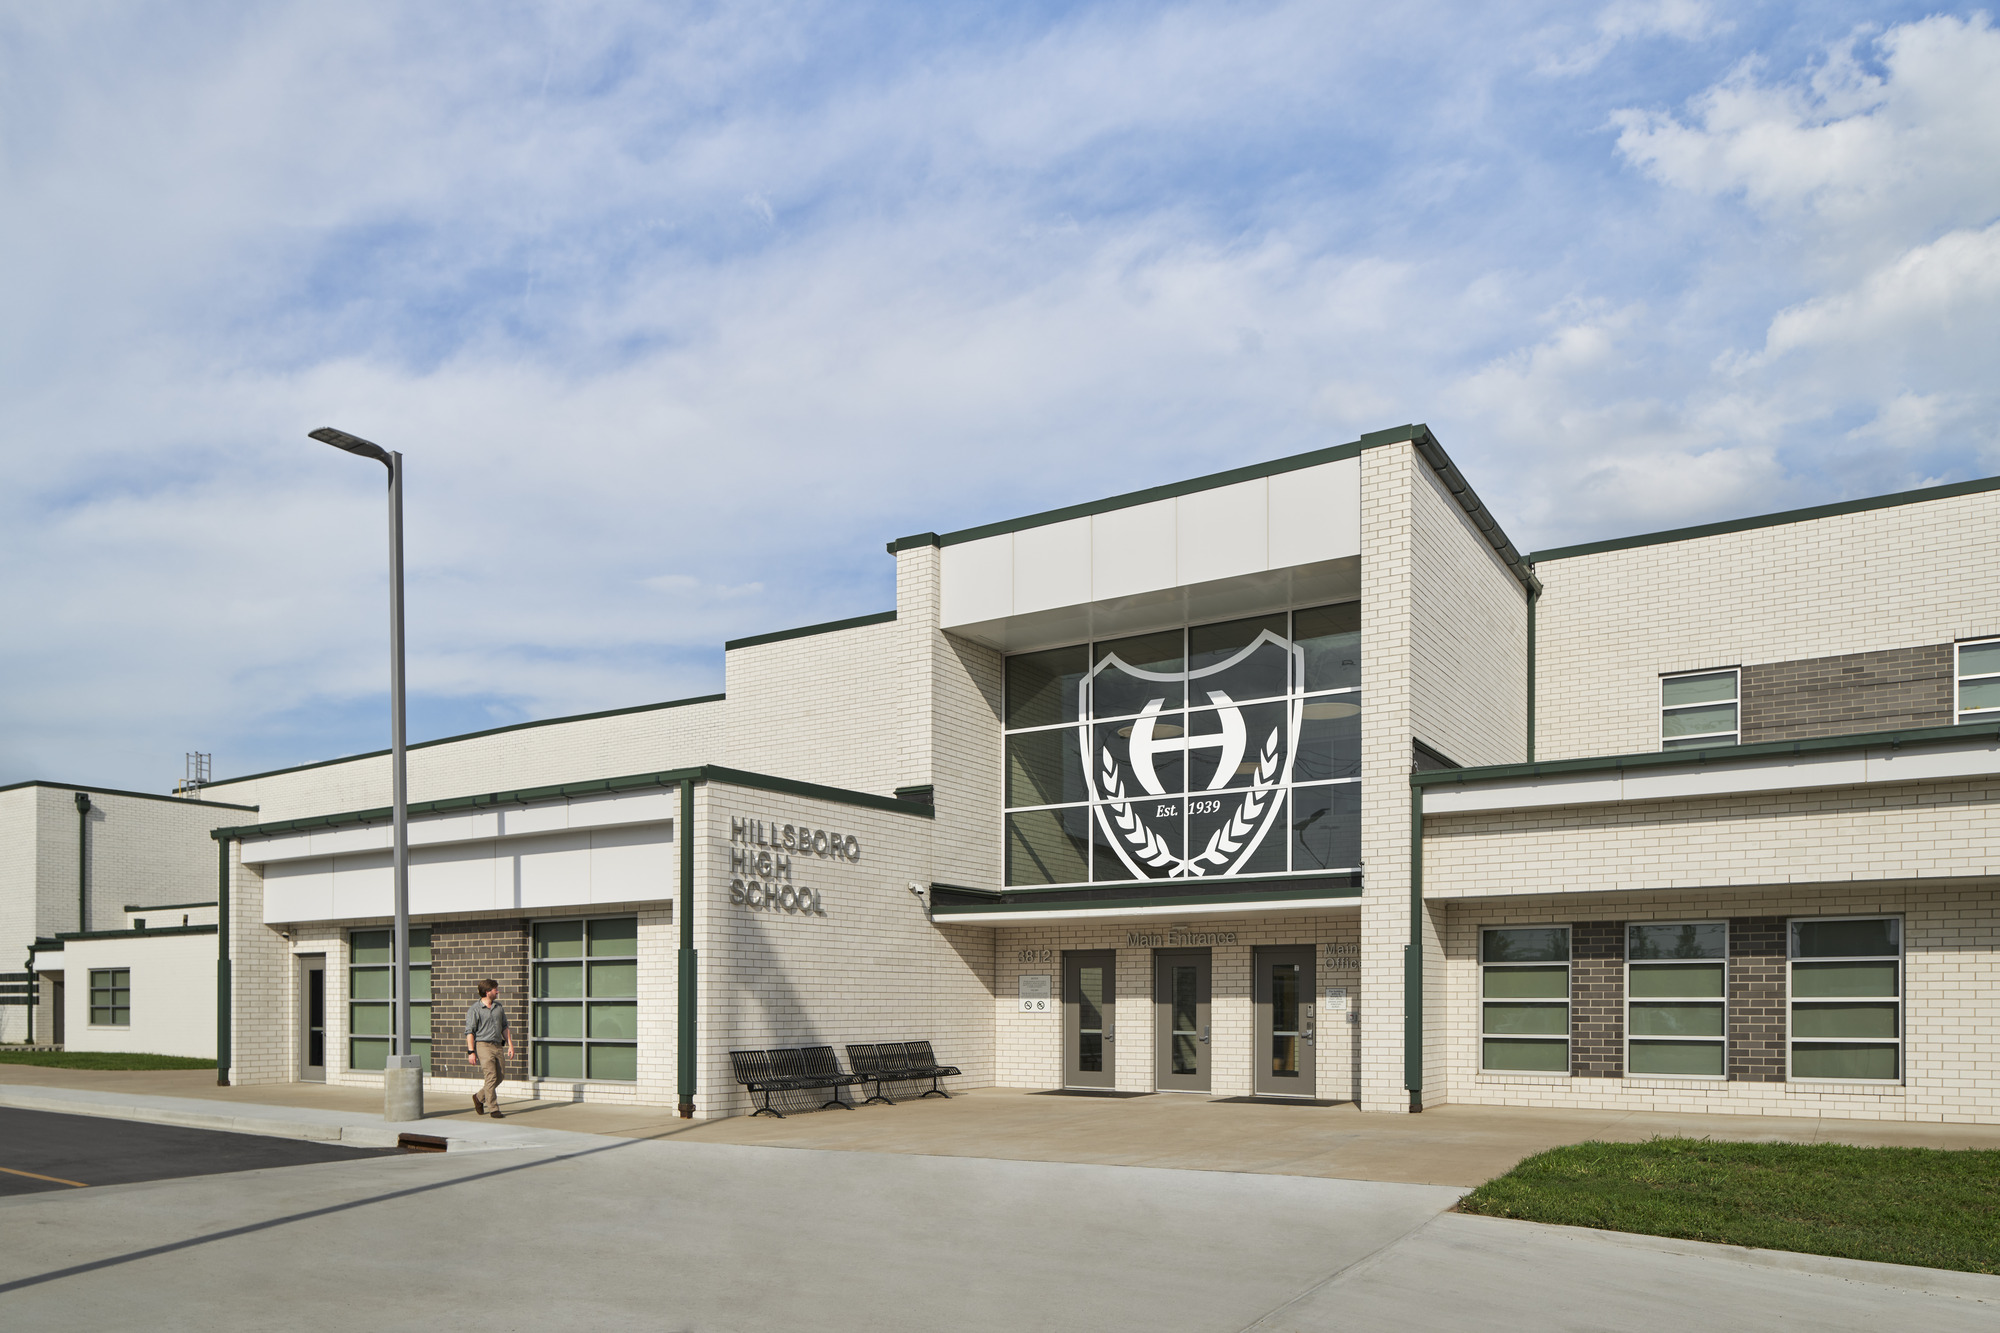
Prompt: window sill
<box><xmin>1476</xmin><ymin>1071</ymin><xmax>1571</xmax><ymax>1081</ymax></box>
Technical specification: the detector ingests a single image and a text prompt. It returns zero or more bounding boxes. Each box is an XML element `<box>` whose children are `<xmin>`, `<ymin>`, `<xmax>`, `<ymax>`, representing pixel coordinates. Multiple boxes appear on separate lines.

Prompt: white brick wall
<box><xmin>1533</xmin><ymin>487</ymin><xmax>2000</xmax><ymax>762</ymax></box>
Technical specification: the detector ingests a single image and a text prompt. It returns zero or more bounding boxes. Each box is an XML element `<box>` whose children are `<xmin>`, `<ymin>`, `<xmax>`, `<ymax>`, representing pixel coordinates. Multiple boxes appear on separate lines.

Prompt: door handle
<box><xmin>1200</xmin><ymin>1025</ymin><xmax>1209</xmax><ymax>1044</ymax></box>
<box><xmin>1106</xmin><ymin>1026</ymin><xmax>1115</xmax><ymax>1042</ymax></box>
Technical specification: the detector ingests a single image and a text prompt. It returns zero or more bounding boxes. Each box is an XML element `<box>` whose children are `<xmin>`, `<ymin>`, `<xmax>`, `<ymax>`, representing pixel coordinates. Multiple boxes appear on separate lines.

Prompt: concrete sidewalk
<box><xmin>6</xmin><ymin>1064</ymin><xmax>1999</xmax><ymax>1185</ymax></box>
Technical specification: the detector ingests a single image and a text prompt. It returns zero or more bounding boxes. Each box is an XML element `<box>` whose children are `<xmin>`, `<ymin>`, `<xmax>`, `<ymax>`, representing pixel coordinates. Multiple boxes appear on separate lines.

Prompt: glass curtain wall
<box><xmin>532</xmin><ymin>917</ymin><xmax>640</xmax><ymax>1082</ymax></box>
<box><xmin>349</xmin><ymin>927</ymin><xmax>431</xmax><ymax>1073</ymax></box>
<box><xmin>1003</xmin><ymin>603</ymin><xmax>1360</xmax><ymax>887</ymax></box>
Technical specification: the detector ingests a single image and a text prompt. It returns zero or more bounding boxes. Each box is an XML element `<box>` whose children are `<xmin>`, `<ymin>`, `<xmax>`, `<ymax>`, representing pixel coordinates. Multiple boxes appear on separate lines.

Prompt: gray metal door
<box><xmin>301</xmin><ymin>957</ymin><xmax>326</xmax><ymax>1081</ymax></box>
<box><xmin>1153</xmin><ymin>949</ymin><xmax>1211</xmax><ymax>1092</ymax></box>
<box><xmin>1062</xmin><ymin>950</ymin><xmax>1116</xmax><ymax>1088</ymax></box>
<box><xmin>1253</xmin><ymin>946</ymin><xmax>1316</xmax><ymax>1097</ymax></box>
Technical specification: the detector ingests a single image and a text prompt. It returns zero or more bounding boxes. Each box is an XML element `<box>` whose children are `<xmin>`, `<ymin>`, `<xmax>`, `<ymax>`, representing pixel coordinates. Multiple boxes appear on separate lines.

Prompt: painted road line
<box><xmin>0</xmin><ymin>1165</ymin><xmax>87</xmax><ymax>1187</ymax></box>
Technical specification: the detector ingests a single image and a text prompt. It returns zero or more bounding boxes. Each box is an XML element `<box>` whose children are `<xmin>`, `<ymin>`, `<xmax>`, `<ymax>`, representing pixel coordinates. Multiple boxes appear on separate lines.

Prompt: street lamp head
<box><xmin>309</xmin><ymin>426</ymin><xmax>393</xmax><ymax>469</ymax></box>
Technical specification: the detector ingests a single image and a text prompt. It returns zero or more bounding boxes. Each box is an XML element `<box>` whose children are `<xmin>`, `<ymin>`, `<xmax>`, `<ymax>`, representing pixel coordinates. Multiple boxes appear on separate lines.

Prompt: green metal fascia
<box><xmin>53</xmin><ymin>924</ymin><xmax>218</xmax><ymax>942</ymax></box>
<box><xmin>1404</xmin><ymin>429</ymin><xmax>1540</xmax><ymax>596</ymax></box>
<box><xmin>885</xmin><ymin>532</ymin><xmax>940</xmax><ymax>555</ymax></box>
<box><xmin>1406</xmin><ymin>786</ymin><xmax>1423</xmax><ymax>1110</ymax></box>
<box><xmin>0</xmin><ymin>780</ymin><xmax>259</xmax><ymax>811</ymax></box>
<box><xmin>677</xmin><ymin>778</ymin><xmax>695</xmax><ymax>1120</ymax></box>
<box><xmin>203</xmin><ymin>694</ymin><xmax>726</xmax><ymax>789</ymax></box>
<box><xmin>209</xmin><ymin>763</ymin><xmax>937</xmax><ymax>843</ymax></box>
<box><xmin>951</xmin><ymin>871</ymin><xmax>1357</xmax><ymax>899</ymax></box>
<box><xmin>1409</xmin><ymin>719</ymin><xmax>2000</xmax><ymax>789</ymax></box>
<box><xmin>216</xmin><ymin>838</ymin><xmax>232</xmax><ymax>1087</ymax></box>
<box><xmin>724</xmin><ymin>610</ymin><xmax>896</xmax><ymax>651</ymax></box>
<box><xmin>122</xmin><ymin>900</ymin><xmax>219</xmax><ymax>913</ymax></box>
<box><xmin>931</xmin><ymin>884</ymin><xmax>1362</xmax><ymax>915</ymax></box>
<box><xmin>1528</xmin><ymin>473</ymin><xmax>2000</xmax><ymax>564</ymax></box>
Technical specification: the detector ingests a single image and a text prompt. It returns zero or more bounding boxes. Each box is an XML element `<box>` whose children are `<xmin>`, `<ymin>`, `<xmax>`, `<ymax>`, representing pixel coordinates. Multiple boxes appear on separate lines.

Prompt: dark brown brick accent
<box><xmin>1740</xmin><ymin>644</ymin><xmax>1952</xmax><ymax>744</ymax></box>
<box><xmin>430</xmin><ymin>919</ymin><xmax>530</xmax><ymax>1086</ymax></box>
<box><xmin>1728</xmin><ymin>916</ymin><xmax>1787</xmax><ymax>1082</ymax></box>
<box><xmin>1570</xmin><ymin>921</ymin><xmax>1624</xmax><ymax>1078</ymax></box>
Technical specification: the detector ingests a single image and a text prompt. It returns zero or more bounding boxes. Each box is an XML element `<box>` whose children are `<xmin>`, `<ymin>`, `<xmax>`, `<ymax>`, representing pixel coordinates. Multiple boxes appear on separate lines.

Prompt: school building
<box><xmin>6</xmin><ymin>424</ymin><xmax>1996</xmax><ymax>1122</ymax></box>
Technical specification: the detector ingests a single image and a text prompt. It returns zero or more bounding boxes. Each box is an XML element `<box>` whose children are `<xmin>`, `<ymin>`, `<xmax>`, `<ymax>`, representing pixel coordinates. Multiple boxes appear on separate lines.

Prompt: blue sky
<box><xmin>3</xmin><ymin>1</ymin><xmax>1997</xmax><ymax>789</ymax></box>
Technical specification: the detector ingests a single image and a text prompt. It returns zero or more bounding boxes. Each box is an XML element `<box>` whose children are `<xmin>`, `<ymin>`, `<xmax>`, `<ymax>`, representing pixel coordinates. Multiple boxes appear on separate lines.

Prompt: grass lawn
<box><xmin>0</xmin><ymin>1050</ymin><xmax>217</xmax><ymax>1071</ymax></box>
<box><xmin>1459</xmin><ymin>1137</ymin><xmax>2000</xmax><ymax>1275</ymax></box>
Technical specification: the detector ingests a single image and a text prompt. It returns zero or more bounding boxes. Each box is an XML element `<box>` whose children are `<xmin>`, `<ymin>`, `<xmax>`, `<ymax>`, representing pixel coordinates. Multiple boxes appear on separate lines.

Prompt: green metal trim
<box><xmin>53</xmin><ymin>924</ymin><xmax>218</xmax><ymax>941</ymax></box>
<box><xmin>885</xmin><ymin>532</ymin><xmax>940</xmax><ymax>555</ymax></box>
<box><xmin>210</xmin><ymin>763</ymin><xmax>935</xmax><ymax>842</ymax></box>
<box><xmin>203</xmin><ymin>694</ymin><xmax>726</xmax><ymax>789</ymax></box>
<box><xmin>1410</xmin><ymin>719</ymin><xmax>2000</xmax><ymax>788</ymax></box>
<box><xmin>677</xmin><ymin>778</ymin><xmax>695</xmax><ymax>1119</ymax></box>
<box><xmin>1525</xmin><ymin>587</ymin><xmax>1538</xmax><ymax>763</ymax></box>
<box><xmin>1405</xmin><ymin>429</ymin><xmax>1539</xmax><ymax>595</ymax></box>
<box><xmin>724</xmin><ymin>610</ymin><xmax>896</xmax><ymax>651</ymax></box>
<box><xmin>1406</xmin><ymin>786</ymin><xmax>1423</xmax><ymax>1109</ymax></box>
<box><xmin>216</xmin><ymin>838</ymin><xmax>231</xmax><ymax>1086</ymax></box>
<box><xmin>0</xmin><ymin>780</ymin><xmax>259</xmax><ymax>811</ymax></box>
<box><xmin>932</xmin><ymin>437</ymin><xmax>1374</xmax><ymax>549</ymax></box>
<box><xmin>121</xmin><ymin>900</ymin><xmax>218</xmax><ymax>913</ymax></box>
<box><xmin>931</xmin><ymin>884</ymin><xmax>1362</xmax><ymax>915</ymax></box>
<box><xmin>1528</xmin><ymin>473</ymin><xmax>2000</xmax><ymax>564</ymax></box>
<box><xmin>962</xmin><ymin>871</ymin><xmax>1360</xmax><ymax>898</ymax></box>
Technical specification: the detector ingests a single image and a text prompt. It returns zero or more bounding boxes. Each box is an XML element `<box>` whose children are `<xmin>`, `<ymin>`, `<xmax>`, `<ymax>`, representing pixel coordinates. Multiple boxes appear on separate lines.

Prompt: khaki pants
<box><xmin>475</xmin><ymin>1041</ymin><xmax>504</xmax><ymax>1111</ymax></box>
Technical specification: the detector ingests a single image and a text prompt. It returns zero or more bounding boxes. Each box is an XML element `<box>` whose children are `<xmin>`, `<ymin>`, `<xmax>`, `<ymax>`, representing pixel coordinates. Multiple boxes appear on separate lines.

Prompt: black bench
<box><xmin>845</xmin><ymin>1042</ymin><xmax>962</xmax><ymax>1104</ymax></box>
<box><xmin>729</xmin><ymin>1047</ymin><xmax>864</xmax><ymax>1118</ymax></box>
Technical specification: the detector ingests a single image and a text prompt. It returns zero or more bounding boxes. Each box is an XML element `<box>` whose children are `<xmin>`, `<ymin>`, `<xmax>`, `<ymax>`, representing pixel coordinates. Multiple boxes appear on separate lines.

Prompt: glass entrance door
<box><xmin>1062</xmin><ymin>951</ymin><xmax>1116</xmax><ymax>1088</ymax></box>
<box><xmin>300</xmin><ymin>957</ymin><xmax>326</xmax><ymax>1082</ymax></box>
<box><xmin>1153</xmin><ymin>950</ymin><xmax>1211</xmax><ymax>1092</ymax></box>
<box><xmin>1254</xmin><ymin>946</ymin><xmax>1316</xmax><ymax>1097</ymax></box>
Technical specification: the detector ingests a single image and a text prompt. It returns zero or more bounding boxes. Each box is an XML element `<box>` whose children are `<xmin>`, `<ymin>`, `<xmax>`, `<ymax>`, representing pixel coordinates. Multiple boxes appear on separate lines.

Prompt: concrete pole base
<box><xmin>384</xmin><ymin>1056</ymin><xmax>425</xmax><ymax>1123</ymax></box>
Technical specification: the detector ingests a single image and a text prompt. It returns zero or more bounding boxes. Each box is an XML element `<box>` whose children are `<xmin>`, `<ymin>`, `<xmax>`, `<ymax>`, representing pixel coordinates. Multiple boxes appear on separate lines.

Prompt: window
<box><xmin>1958</xmin><ymin>639</ymin><xmax>2000</xmax><ymax>724</ymax></box>
<box><xmin>1662</xmin><ymin>670</ymin><xmax>1738</xmax><ymax>749</ymax></box>
<box><xmin>89</xmin><ymin>968</ymin><xmax>130</xmax><ymax>1026</ymax></box>
<box><xmin>532</xmin><ymin>917</ymin><xmax>638</xmax><ymax>1082</ymax></box>
<box><xmin>1627</xmin><ymin>922</ymin><xmax>1727</xmax><ymax>1077</ymax></box>
<box><xmin>1001</xmin><ymin>603</ymin><xmax>1360</xmax><ymax>886</ymax></box>
<box><xmin>1790</xmin><ymin>917</ymin><xmax>1901</xmax><ymax>1081</ymax></box>
<box><xmin>349</xmin><ymin>927</ymin><xmax>431</xmax><ymax>1073</ymax></box>
<box><xmin>1481</xmin><ymin>927</ymin><xmax>1569</xmax><ymax>1073</ymax></box>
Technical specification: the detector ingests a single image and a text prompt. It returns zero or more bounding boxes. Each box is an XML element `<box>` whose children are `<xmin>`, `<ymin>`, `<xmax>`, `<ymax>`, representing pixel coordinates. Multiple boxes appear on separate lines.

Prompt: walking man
<box><xmin>465</xmin><ymin>979</ymin><xmax>516</xmax><ymax>1118</ymax></box>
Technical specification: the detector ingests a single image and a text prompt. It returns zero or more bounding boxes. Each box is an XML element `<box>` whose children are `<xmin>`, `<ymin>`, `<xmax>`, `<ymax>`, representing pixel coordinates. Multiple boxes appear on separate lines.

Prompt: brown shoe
<box><xmin>488</xmin><ymin>1109</ymin><xmax>505</xmax><ymax>1119</ymax></box>
<box><xmin>472</xmin><ymin>1094</ymin><xmax>485</xmax><ymax>1115</ymax></box>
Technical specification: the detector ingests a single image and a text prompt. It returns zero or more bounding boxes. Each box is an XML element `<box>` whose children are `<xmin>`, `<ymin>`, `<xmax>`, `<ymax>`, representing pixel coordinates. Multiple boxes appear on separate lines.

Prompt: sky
<box><xmin>3</xmin><ymin>1</ymin><xmax>1997</xmax><ymax>791</ymax></box>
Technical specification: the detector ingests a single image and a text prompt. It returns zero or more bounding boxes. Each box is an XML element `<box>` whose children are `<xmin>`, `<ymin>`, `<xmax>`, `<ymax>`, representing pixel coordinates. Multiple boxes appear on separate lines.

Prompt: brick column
<box><xmin>430</xmin><ymin>919</ymin><xmax>530</xmax><ymax>1084</ymax></box>
<box><xmin>1569</xmin><ymin>921</ymin><xmax>1624</xmax><ymax>1077</ymax></box>
<box><xmin>1728</xmin><ymin>916</ymin><xmax>1787</xmax><ymax>1082</ymax></box>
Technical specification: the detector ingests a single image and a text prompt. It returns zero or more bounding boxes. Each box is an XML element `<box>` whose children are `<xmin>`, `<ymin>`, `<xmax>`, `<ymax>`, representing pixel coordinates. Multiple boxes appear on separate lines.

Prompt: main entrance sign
<box><xmin>1083</xmin><ymin>630</ymin><xmax>1302</xmax><ymax>879</ymax></box>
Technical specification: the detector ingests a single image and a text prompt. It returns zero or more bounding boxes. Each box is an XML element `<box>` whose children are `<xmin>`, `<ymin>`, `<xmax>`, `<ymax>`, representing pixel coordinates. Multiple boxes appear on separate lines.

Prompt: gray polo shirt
<box><xmin>465</xmin><ymin>1000</ymin><xmax>510</xmax><ymax>1044</ymax></box>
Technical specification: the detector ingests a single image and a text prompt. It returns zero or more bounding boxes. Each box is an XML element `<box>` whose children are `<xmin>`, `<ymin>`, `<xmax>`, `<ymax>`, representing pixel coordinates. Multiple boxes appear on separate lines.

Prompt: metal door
<box><xmin>1062</xmin><ymin>950</ymin><xmax>1116</xmax><ymax>1088</ymax></box>
<box><xmin>1153</xmin><ymin>949</ymin><xmax>1211</xmax><ymax>1092</ymax></box>
<box><xmin>301</xmin><ymin>957</ymin><xmax>326</xmax><ymax>1081</ymax></box>
<box><xmin>1253</xmin><ymin>946</ymin><xmax>1316</xmax><ymax>1097</ymax></box>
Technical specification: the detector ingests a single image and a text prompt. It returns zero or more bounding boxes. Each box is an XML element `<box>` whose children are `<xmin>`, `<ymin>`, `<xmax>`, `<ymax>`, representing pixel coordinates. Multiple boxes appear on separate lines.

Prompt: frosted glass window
<box><xmin>1482</xmin><ymin>927</ymin><xmax>1569</xmax><ymax>1073</ymax></box>
<box><xmin>532</xmin><ymin>917</ymin><xmax>638</xmax><ymax>1083</ymax></box>
<box><xmin>348</xmin><ymin>927</ymin><xmax>431</xmax><ymax>1074</ymax></box>
<box><xmin>1790</xmin><ymin>916</ymin><xmax>1900</xmax><ymax>1082</ymax></box>
<box><xmin>1959</xmin><ymin>639</ymin><xmax>2000</xmax><ymax>723</ymax></box>
<box><xmin>1662</xmin><ymin>671</ymin><xmax>1738</xmax><ymax>749</ymax></box>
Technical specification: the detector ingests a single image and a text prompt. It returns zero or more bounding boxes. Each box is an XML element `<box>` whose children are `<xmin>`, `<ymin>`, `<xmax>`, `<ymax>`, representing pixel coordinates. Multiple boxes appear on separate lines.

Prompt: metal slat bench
<box><xmin>730</xmin><ymin>1047</ymin><xmax>865</xmax><ymax>1118</ymax></box>
<box><xmin>844</xmin><ymin>1044</ymin><xmax>899</xmax><ymax>1105</ymax></box>
<box><xmin>845</xmin><ymin>1042</ymin><xmax>962</xmax><ymax>1104</ymax></box>
<box><xmin>899</xmin><ymin>1041</ymin><xmax>962</xmax><ymax>1099</ymax></box>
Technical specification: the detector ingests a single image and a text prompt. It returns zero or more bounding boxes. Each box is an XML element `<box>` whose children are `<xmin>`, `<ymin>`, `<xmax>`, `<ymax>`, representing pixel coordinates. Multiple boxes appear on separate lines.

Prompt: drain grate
<box><xmin>397</xmin><ymin>1133</ymin><xmax>449</xmax><ymax>1153</ymax></box>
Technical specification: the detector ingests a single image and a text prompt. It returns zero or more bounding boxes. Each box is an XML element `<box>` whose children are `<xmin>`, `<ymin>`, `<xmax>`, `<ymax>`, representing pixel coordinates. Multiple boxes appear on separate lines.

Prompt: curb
<box><xmin>0</xmin><ymin>1084</ymin><xmax>600</xmax><ymax>1153</ymax></box>
<box><xmin>1461</xmin><ymin>1213</ymin><xmax>2000</xmax><ymax>1301</ymax></box>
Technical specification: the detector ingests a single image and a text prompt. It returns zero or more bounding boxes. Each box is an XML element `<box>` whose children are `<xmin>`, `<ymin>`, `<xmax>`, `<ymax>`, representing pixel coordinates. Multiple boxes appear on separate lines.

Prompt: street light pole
<box><xmin>310</xmin><ymin>426</ymin><xmax>422</xmax><ymax>1123</ymax></box>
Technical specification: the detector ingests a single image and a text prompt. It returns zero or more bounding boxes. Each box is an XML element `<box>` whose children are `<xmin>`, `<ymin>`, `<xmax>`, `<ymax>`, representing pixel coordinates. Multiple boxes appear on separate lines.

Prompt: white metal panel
<box><xmin>239</xmin><ymin>832</ymin><xmax>312</xmax><ymax>866</ymax></box>
<box><xmin>588</xmin><ymin>824</ymin><xmax>675</xmax><ymax>903</ymax></box>
<box><xmin>311</xmin><ymin>825</ymin><xmax>387</xmax><ymax>857</ymax></box>
<box><xmin>409</xmin><ymin>841</ymin><xmax>502</xmax><ymax>915</ymax></box>
<box><xmin>1090</xmin><ymin>497</ymin><xmax>1179</xmax><ymax>602</ymax></box>
<box><xmin>512</xmin><ymin>831</ymin><xmax>594</xmax><ymax>908</ymax></box>
<box><xmin>1422</xmin><ymin>773</ymin><xmax>1622</xmax><ymax>813</ymax></box>
<box><xmin>569</xmin><ymin>789</ymin><xmax>676</xmax><ymax>828</ymax></box>
<box><xmin>328</xmin><ymin>852</ymin><xmax>393</xmax><ymax>919</ymax></box>
<box><xmin>1269</xmin><ymin>458</ymin><xmax>1361</xmax><ymax>568</ymax></box>
<box><xmin>1011</xmin><ymin>516</ymin><xmax>1093</xmax><ymax>617</ymax></box>
<box><xmin>261</xmin><ymin>857</ymin><xmax>335</xmax><ymax>923</ymax></box>
<box><xmin>1176</xmin><ymin>479</ymin><xmax>1269</xmax><ymax>588</ymax></box>
<box><xmin>499</xmin><ymin>803</ymin><xmax>572</xmax><ymax>836</ymax></box>
<box><xmin>410</xmin><ymin>810</ymin><xmax>500</xmax><ymax>846</ymax></box>
<box><xmin>1867</xmin><ymin>742</ymin><xmax>2000</xmax><ymax>783</ymax></box>
<box><xmin>940</xmin><ymin>532</ymin><xmax>1013</xmax><ymax>628</ymax></box>
<box><xmin>1623</xmin><ymin>754</ymin><xmax>1869</xmax><ymax>802</ymax></box>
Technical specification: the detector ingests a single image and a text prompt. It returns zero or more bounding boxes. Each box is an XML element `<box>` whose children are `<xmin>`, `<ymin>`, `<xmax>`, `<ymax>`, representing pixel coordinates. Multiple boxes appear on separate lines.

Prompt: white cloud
<box><xmin>1538</xmin><ymin>0</ymin><xmax>1725</xmax><ymax>76</ymax></box>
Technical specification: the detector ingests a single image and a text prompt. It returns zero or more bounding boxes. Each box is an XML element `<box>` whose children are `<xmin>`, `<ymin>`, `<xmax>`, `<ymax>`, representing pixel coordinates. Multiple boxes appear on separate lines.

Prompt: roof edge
<box><xmin>724</xmin><ymin>610</ymin><xmax>896</xmax><ymax>651</ymax></box>
<box><xmin>204</xmin><ymin>693</ymin><xmax>726</xmax><ymax>790</ymax></box>
<box><xmin>212</xmin><ymin>763</ymin><xmax>935</xmax><ymax>841</ymax></box>
<box><xmin>0</xmin><ymin>780</ymin><xmax>257</xmax><ymax>811</ymax></box>
<box><xmin>1413</xmin><ymin>719</ymin><xmax>2000</xmax><ymax>788</ymax></box>
<box><xmin>1529</xmin><ymin>473</ymin><xmax>2000</xmax><ymax>564</ymax></box>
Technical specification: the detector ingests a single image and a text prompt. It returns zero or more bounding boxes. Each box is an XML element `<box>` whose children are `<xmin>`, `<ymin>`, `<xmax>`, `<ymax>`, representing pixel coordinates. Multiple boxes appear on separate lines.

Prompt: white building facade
<box><xmin>141</xmin><ymin>425</ymin><xmax>1999</xmax><ymax>1122</ymax></box>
